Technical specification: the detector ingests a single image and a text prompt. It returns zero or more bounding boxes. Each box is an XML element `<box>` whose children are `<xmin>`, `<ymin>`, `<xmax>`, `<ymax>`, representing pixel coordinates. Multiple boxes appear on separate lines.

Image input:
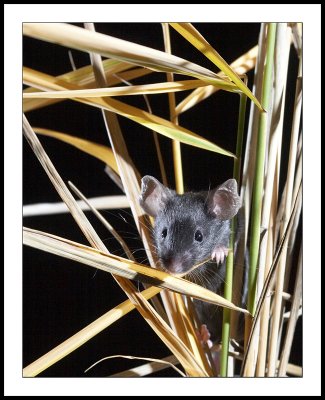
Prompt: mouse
<box><xmin>139</xmin><ymin>175</ymin><xmax>242</xmax><ymax>343</ymax></box>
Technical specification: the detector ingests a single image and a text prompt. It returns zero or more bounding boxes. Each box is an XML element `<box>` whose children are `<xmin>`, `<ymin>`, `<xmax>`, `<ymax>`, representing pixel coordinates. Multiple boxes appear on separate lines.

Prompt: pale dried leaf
<box><xmin>23</xmin><ymin>227</ymin><xmax>249</xmax><ymax>314</ymax></box>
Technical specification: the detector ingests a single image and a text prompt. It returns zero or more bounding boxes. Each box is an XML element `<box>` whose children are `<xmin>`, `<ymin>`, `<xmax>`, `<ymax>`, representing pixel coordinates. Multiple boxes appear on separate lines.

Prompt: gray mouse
<box><xmin>139</xmin><ymin>175</ymin><xmax>242</xmax><ymax>343</ymax></box>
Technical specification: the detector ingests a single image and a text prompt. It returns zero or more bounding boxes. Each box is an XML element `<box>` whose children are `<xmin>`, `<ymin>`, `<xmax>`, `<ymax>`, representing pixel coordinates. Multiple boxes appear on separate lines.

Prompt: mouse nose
<box><xmin>161</xmin><ymin>256</ymin><xmax>184</xmax><ymax>275</ymax></box>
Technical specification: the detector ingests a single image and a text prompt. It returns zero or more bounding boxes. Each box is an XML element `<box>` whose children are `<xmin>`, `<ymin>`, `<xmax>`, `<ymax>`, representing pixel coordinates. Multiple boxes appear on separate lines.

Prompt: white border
<box><xmin>4</xmin><ymin>3</ymin><xmax>321</xmax><ymax>396</ymax></box>
<box><xmin>2</xmin><ymin>3</ymin><xmax>323</xmax><ymax>23</ymax></box>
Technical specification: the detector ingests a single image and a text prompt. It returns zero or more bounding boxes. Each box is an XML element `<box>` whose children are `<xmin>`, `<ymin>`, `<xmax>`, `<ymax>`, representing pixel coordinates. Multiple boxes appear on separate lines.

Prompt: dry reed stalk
<box><xmin>23</xmin><ymin>195</ymin><xmax>129</xmax><ymax>217</ymax></box>
<box><xmin>278</xmin><ymin>247</ymin><xmax>302</xmax><ymax>376</ymax></box>
<box><xmin>254</xmin><ymin>24</ymin><xmax>292</xmax><ymax>376</ymax></box>
<box><xmin>283</xmin><ymin>148</ymin><xmax>302</xmax><ymax>292</ymax></box>
<box><xmin>267</xmin><ymin>55</ymin><xmax>302</xmax><ymax>376</ymax></box>
<box><xmin>242</xmin><ymin>182</ymin><xmax>302</xmax><ymax>376</ymax></box>
<box><xmin>162</xmin><ymin>23</ymin><xmax>184</xmax><ymax>194</ymax></box>
<box><xmin>256</xmin><ymin>205</ymin><xmax>276</xmax><ymax>375</ymax></box>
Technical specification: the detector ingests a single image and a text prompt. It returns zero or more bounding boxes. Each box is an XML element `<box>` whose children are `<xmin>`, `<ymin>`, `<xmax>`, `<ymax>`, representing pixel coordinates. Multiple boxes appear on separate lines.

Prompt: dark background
<box><xmin>23</xmin><ymin>23</ymin><xmax>301</xmax><ymax>377</ymax></box>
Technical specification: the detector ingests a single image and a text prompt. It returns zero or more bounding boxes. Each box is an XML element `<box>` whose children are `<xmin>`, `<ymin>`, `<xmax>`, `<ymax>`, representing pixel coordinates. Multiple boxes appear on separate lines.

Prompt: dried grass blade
<box><xmin>176</xmin><ymin>45</ymin><xmax>258</xmax><ymax>116</ymax></box>
<box><xmin>68</xmin><ymin>182</ymin><xmax>134</xmax><ymax>261</ymax></box>
<box><xmin>88</xmin><ymin>96</ymin><xmax>235</xmax><ymax>156</ymax></box>
<box><xmin>23</xmin><ymin>67</ymin><xmax>235</xmax><ymax>158</ymax></box>
<box><xmin>59</xmin><ymin>58</ymin><xmax>134</xmax><ymax>86</ymax></box>
<box><xmin>23</xmin><ymin>23</ymin><xmax>238</xmax><ymax>89</ymax></box>
<box><xmin>120</xmin><ymin>283</ymin><xmax>209</xmax><ymax>377</ymax></box>
<box><xmin>170</xmin><ymin>23</ymin><xmax>263</xmax><ymax>111</ymax></box>
<box><xmin>33</xmin><ymin>127</ymin><xmax>119</xmax><ymax>174</ymax></box>
<box><xmin>23</xmin><ymin>195</ymin><xmax>129</xmax><ymax>217</ymax></box>
<box><xmin>23</xmin><ymin>65</ymin><xmax>152</xmax><ymax>113</ymax></box>
<box><xmin>23</xmin><ymin>80</ymin><xmax>215</xmax><ymax>99</ymax></box>
<box><xmin>86</xmin><ymin>354</ymin><xmax>185</xmax><ymax>377</ymax></box>
<box><xmin>23</xmin><ymin>286</ymin><xmax>161</xmax><ymax>377</ymax></box>
<box><xmin>278</xmin><ymin>362</ymin><xmax>302</xmax><ymax>377</ymax></box>
<box><xmin>112</xmin><ymin>70</ymin><xmax>168</xmax><ymax>188</ymax></box>
<box><xmin>23</xmin><ymin>227</ymin><xmax>248</xmax><ymax>314</ymax></box>
<box><xmin>23</xmin><ymin>115</ymin><xmax>104</xmax><ymax>248</ymax></box>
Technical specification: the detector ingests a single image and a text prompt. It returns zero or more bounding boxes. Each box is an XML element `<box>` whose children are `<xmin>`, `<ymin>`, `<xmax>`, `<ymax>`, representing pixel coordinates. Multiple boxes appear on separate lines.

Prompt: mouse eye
<box><xmin>161</xmin><ymin>228</ymin><xmax>168</xmax><ymax>239</ymax></box>
<box><xmin>194</xmin><ymin>230</ymin><xmax>203</xmax><ymax>242</ymax></box>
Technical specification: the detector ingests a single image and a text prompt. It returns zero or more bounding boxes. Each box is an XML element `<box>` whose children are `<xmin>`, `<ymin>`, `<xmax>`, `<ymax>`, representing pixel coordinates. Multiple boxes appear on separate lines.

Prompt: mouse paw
<box><xmin>196</xmin><ymin>324</ymin><xmax>213</xmax><ymax>348</ymax></box>
<box><xmin>211</xmin><ymin>246</ymin><xmax>229</xmax><ymax>264</ymax></box>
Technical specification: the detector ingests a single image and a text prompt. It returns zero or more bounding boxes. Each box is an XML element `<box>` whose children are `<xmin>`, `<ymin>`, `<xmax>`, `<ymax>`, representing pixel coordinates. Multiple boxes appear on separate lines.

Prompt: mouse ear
<box><xmin>208</xmin><ymin>179</ymin><xmax>241</xmax><ymax>220</ymax></box>
<box><xmin>139</xmin><ymin>176</ymin><xmax>174</xmax><ymax>217</ymax></box>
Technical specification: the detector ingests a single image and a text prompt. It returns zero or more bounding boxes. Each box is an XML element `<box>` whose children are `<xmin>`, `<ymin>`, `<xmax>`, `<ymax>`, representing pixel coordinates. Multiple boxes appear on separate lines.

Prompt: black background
<box><xmin>23</xmin><ymin>23</ymin><xmax>301</xmax><ymax>377</ymax></box>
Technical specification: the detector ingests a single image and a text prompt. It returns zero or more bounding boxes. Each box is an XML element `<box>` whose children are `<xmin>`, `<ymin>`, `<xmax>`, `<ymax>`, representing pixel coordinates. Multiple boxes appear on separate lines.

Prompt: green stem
<box><xmin>220</xmin><ymin>92</ymin><xmax>247</xmax><ymax>376</ymax></box>
<box><xmin>220</xmin><ymin>226</ymin><xmax>235</xmax><ymax>376</ymax></box>
<box><xmin>247</xmin><ymin>23</ymin><xmax>276</xmax><ymax>316</ymax></box>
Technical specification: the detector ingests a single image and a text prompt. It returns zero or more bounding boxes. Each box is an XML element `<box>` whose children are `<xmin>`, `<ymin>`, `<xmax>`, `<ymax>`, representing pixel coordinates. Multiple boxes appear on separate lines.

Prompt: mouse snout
<box><xmin>160</xmin><ymin>254</ymin><xmax>191</xmax><ymax>275</ymax></box>
<box><xmin>162</xmin><ymin>258</ymin><xmax>183</xmax><ymax>274</ymax></box>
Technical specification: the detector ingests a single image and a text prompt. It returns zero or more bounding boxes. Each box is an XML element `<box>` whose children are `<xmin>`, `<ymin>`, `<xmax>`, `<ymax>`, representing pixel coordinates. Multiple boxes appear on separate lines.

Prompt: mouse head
<box><xmin>139</xmin><ymin>176</ymin><xmax>241</xmax><ymax>275</ymax></box>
